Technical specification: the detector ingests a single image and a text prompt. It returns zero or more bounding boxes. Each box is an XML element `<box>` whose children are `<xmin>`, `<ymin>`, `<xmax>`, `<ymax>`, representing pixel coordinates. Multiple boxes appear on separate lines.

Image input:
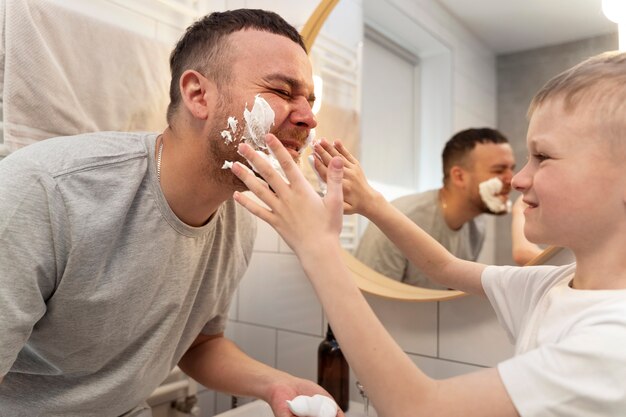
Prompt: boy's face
<box><xmin>512</xmin><ymin>97</ymin><xmax>624</xmax><ymax>248</ymax></box>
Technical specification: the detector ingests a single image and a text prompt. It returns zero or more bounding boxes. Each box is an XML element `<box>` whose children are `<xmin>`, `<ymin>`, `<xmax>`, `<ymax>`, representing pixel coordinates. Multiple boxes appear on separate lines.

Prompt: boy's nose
<box><xmin>511</xmin><ymin>165</ymin><xmax>531</xmax><ymax>191</ymax></box>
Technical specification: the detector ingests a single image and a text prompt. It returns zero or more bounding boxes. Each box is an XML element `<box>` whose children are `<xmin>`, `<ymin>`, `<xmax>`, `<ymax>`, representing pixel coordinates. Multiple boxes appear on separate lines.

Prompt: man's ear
<box><xmin>179</xmin><ymin>70</ymin><xmax>216</xmax><ymax>120</ymax></box>
<box><xmin>449</xmin><ymin>166</ymin><xmax>466</xmax><ymax>188</ymax></box>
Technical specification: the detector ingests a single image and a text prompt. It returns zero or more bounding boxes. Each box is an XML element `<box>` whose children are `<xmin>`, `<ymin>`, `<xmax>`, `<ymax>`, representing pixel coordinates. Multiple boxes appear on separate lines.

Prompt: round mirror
<box><xmin>301</xmin><ymin>0</ymin><xmax>466</xmax><ymax>302</ymax></box>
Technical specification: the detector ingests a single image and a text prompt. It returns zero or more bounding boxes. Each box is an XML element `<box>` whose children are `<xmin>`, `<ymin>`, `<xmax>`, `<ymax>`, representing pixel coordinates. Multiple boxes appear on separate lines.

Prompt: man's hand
<box><xmin>266</xmin><ymin>376</ymin><xmax>346</xmax><ymax>417</ymax></box>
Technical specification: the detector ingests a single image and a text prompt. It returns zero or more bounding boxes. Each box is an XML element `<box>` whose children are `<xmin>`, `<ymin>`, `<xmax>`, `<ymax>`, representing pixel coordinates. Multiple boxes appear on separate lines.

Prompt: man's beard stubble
<box><xmin>205</xmin><ymin>111</ymin><xmax>309</xmax><ymax>192</ymax></box>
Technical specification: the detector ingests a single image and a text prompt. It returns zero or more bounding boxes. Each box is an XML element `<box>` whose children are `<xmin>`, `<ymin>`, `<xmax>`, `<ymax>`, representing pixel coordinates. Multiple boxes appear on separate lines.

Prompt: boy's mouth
<box><xmin>523</xmin><ymin>199</ymin><xmax>538</xmax><ymax>209</ymax></box>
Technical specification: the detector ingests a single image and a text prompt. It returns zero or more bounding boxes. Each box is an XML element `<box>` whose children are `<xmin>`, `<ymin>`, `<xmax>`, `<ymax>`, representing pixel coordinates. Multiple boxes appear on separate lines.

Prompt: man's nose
<box><xmin>291</xmin><ymin>96</ymin><xmax>317</xmax><ymax>129</ymax></box>
<box><xmin>503</xmin><ymin>165</ymin><xmax>517</xmax><ymax>184</ymax></box>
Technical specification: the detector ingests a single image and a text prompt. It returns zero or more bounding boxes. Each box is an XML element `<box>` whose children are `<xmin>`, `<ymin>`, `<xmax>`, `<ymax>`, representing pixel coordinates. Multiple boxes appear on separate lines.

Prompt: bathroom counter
<box><xmin>214</xmin><ymin>399</ymin><xmax>377</xmax><ymax>417</ymax></box>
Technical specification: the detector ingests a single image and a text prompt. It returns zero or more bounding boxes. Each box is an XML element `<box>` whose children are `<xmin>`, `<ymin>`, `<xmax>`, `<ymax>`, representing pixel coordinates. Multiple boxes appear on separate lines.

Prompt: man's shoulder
<box><xmin>2</xmin><ymin>131</ymin><xmax>154</xmax><ymax>177</ymax></box>
<box><xmin>392</xmin><ymin>189</ymin><xmax>438</xmax><ymax>213</ymax></box>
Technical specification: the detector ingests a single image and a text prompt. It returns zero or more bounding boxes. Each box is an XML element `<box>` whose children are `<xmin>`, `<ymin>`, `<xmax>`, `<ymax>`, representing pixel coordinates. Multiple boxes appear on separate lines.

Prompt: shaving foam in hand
<box><xmin>286</xmin><ymin>395</ymin><xmax>338</xmax><ymax>417</ymax></box>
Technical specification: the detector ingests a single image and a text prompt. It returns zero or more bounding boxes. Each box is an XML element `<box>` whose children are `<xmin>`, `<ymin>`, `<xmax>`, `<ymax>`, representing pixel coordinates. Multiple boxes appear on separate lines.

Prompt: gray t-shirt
<box><xmin>0</xmin><ymin>132</ymin><xmax>256</xmax><ymax>416</ymax></box>
<box><xmin>355</xmin><ymin>189</ymin><xmax>485</xmax><ymax>289</ymax></box>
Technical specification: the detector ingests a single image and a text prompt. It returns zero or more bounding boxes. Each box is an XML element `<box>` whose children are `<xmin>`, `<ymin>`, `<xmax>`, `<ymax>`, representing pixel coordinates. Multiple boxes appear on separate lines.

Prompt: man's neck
<box><xmin>157</xmin><ymin>127</ymin><xmax>232</xmax><ymax>227</ymax></box>
<box><xmin>439</xmin><ymin>187</ymin><xmax>479</xmax><ymax>230</ymax></box>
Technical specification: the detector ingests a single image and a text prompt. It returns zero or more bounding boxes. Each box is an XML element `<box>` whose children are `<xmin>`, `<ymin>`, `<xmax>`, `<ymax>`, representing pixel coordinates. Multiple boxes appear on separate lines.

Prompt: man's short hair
<box><xmin>441</xmin><ymin>128</ymin><xmax>509</xmax><ymax>183</ymax></box>
<box><xmin>166</xmin><ymin>9</ymin><xmax>306</xmax><ymax>125</ymax></box>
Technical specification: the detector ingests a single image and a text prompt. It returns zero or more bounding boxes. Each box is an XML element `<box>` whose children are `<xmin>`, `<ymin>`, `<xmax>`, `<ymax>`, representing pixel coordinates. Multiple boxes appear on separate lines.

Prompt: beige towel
<box><xmin>2</xmin><ymin>0</ymin><xmax>172</xmax><ymax>152</ymax></box>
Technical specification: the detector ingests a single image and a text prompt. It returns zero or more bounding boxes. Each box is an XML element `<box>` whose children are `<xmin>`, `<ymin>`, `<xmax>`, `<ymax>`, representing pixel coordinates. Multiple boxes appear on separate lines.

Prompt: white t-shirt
<box><xmin>482</xmin><ymin>264</ymin><xmax>626</xmax><ymax>416</ymax></box>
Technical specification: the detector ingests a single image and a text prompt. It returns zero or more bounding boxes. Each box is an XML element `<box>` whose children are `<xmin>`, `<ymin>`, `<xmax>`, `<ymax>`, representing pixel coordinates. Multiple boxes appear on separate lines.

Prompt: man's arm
<box><xmin>178</xmin><ymin>333</ymin><xmax>345</xmax><ymax>417</ymax></box>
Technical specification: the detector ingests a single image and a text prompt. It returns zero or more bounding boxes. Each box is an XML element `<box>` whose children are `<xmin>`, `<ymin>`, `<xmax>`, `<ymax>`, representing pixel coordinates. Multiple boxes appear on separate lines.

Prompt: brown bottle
<box><xmin>317</xmin><ymin>324</ymin><xmax>350</xmax><ymax>412</ymax></box>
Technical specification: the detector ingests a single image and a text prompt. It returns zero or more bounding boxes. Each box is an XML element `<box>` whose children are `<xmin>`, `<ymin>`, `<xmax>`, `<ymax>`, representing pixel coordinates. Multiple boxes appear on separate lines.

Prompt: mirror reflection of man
<box><xmin>355</xmin><ymin>128</ymin><xmax>516</xmax><ymax>289</ymax></box>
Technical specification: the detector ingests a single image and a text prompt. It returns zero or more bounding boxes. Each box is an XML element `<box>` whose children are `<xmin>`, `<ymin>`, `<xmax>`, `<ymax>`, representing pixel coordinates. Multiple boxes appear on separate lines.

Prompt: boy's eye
<box><xmin>533</xmin><ymin>153</ymin><xmax>549</xmax><ymax>162</ymax></box>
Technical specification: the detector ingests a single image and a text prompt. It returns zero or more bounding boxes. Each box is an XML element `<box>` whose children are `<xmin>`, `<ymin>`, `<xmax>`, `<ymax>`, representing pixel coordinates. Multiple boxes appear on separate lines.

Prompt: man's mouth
<box><xmin>279</xmin><ymin>139</ymin><xmax>303</xmax><ymax>159</ymax></box>
<box><xmin>497</xmin><ymin>192</ymin><xmax>510</xmax><ymax>201</ymax></box>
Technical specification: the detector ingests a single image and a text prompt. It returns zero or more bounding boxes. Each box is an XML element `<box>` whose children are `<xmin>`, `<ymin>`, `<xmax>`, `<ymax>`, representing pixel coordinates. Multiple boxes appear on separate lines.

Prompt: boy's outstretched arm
<box><xmin>231</xmin><ymin>135</ymin><xmax>518</xmax><ymax>417</ymax></box>
<box><xmin>312</xmin><ymin>139</ymin><xmax>486</xmax><ymax>295</ymax></box>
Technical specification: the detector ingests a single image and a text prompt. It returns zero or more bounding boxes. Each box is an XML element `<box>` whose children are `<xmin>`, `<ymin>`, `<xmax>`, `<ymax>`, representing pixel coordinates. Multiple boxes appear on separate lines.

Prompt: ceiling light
<box><xmin>602</xmin><ymin>0</ymin><xmax>626</xmax><ymax>50</ymax></box>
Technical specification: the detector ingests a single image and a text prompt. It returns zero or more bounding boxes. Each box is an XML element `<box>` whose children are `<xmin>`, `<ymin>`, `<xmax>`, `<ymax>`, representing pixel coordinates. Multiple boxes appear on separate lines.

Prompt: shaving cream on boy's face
<box><xmin>478</xmin><ymin>177</ymin><xmax>512</xmax><ymax>214</ymax></box>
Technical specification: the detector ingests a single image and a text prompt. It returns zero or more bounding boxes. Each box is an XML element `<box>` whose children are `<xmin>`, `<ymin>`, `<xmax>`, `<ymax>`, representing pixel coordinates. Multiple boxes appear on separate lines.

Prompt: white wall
<box><xmin>19</xmin><ymin>1</ymin><xmax>513</xmax><ymax>415</ymax></box>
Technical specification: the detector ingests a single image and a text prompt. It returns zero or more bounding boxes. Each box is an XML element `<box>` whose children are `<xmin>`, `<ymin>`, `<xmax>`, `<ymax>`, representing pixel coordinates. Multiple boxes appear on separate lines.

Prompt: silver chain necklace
<box><xmin>156</xmin><ymin>136</ymin><xmax>163</xmax><ymax>182</ymax></box>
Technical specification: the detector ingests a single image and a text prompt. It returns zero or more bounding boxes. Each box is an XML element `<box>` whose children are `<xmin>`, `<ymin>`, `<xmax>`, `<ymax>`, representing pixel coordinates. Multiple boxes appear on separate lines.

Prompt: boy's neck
<box><xmin>570</xmin><ymin>245</ymin><xmax>626</xmax><ymax>290</ymax></box>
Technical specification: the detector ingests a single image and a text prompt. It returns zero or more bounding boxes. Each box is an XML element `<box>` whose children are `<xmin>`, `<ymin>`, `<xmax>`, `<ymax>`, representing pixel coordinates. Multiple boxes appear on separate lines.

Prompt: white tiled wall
<box><xmin>24</xmin><ymin>1</ymin><xmax>514</xmax><ymax>416</ymax></box>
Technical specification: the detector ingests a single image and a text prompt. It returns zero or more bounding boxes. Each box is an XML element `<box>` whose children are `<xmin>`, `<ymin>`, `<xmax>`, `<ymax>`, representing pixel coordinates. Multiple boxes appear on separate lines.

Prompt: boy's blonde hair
<box><xmin>528</xmin><ymin>51</ymin><xmax>626</xmax><ymax>146</ymax></box>
<box><xmin>529</xmin><ymin>51</ymin><xmax>626</xmax><ymax>114</ymax></box>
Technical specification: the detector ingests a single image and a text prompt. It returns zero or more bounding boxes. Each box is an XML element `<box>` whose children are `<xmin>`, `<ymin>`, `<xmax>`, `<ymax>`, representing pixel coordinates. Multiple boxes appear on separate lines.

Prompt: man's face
<box><xmin>465</xmin><ymin>142</ymin><xmax>516</xmax><ymax>215</ymax></box>
<box><xmin>206</xmin><ymin>30</ymin><xmax>317</xmax><ymax>190</ymax></box>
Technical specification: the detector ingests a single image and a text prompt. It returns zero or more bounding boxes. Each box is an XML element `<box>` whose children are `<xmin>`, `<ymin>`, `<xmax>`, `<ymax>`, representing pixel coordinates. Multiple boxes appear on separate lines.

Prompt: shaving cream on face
<box><xmin>221</xmin><ymin>130</ymin><xmax>233</xmax><ymax>143</ymax></box>
<box><xmin>251</xmin><ymin>149</ymin><xmax>289</xmax><ymax>183</ymax></box>
<box><xmin>286</xmin><ymin>394</ymin><xmax>338</xmax><ymax>417</ymax></box>
<box><xmin>478</xmin><ymin>177</ymin><xmax>511</xmax><ymax>213</ymax></box>
<box><xmin>221</xmin><ymin>117</ymin><xmax>239</xmax><ymax>144</ymax></box>
<box><xmin>243</xmin><ymin>94</ymin><xmax>275</xmax><ymax>150</ymax></box>
<box><xmin>222</xmin><ymin>95</ymin><xmax>290</xmax><ymax>182</ymax></box>
<box><xmin>227</xmin><ymin>116</ymin><xmax>238</xmax><ymax>132</ymax></box>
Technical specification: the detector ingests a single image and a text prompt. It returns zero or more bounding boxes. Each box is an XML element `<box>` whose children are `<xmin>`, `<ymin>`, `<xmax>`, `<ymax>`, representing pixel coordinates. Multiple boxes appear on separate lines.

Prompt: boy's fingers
<box><xmin>232</xmin><ymin>190</ymin><xmax>274</xmax><ymax>225</ymax></box>
<box><xmin>231</xmin><ymin>160</ymin><xmax>274</xmax><ymax>205</ymax></box>
<box><xmin>264</xmin><ymin>134</ymin><xmax>302</xmax><ymax>185</ymax></box>
<box><xmin>325</xmin><ymin>156</ymin><xmax>345</xmax><ymax>214</ymax></box>
<box><xmin>237</xmin><ymin>141</ymin><xmax>289</xmax><ymax>194</ymax></box>
<box><xmin>326</xmin><ymin>156</ymin><xmax>344</xmax><ymax>184</ymax></box>
<box><xmin>313</xmin><ymin>140</ymin><xmax>335</xmax><ymax>167</ymax></box>
<box><xmin>333</xmin><ymin>140</ymin><xmax>357</xmax><ymax>164</ymax></box>
<box><xmin>313</xmin><ymin>154</ymin><xmax>329</xmax><ymax>182</ymax></box>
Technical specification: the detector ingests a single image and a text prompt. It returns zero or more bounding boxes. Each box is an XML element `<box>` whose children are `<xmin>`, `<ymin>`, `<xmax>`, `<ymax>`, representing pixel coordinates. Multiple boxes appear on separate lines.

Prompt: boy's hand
<box><xmin>231</xmin><ymin>134</ymin><xmax>345</xmax><ymax>257</ymax></box>
<box><xmin>312</xmin><ymin>139</ymin><xmax>382</xmax><ymax>216</ymax></box>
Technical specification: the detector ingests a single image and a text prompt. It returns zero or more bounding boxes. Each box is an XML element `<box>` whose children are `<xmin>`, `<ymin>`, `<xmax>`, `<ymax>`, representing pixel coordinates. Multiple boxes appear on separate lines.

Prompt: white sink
<box><xmin>215</xmin><ymin>400</ymin><xmax>376</xmax><ymax>417</ymax></box>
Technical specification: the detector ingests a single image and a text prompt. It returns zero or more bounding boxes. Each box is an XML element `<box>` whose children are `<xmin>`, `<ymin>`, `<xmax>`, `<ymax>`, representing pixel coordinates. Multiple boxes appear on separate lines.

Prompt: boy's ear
<box><xmin>179</xmin><ymin>70</ymin><xmax>217</xmax><ymax>120</ymax></box>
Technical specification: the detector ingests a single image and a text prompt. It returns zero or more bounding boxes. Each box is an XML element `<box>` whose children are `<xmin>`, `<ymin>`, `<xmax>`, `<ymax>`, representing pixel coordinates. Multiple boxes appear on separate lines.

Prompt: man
<box><xmin>0</xmin><ymin>9</ymin><xmax>337</xmax><ymax>417</ymax></box>
<box><xmin>354</xmin><ymin>128</ymin><xmax>515</xmax><ymax>289</ymax></box>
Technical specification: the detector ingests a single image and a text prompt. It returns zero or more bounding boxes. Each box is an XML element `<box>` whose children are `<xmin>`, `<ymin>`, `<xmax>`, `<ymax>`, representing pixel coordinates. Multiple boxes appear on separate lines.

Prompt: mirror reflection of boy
<box><xmin>355</xmin><ymin>128</ymin><xmax>515</xmax><ymax>289</ymax></box>
<box><xmin>232</xmin><ymin>51</ymin><xmax>626</xmax><ymax>416</ymax></box>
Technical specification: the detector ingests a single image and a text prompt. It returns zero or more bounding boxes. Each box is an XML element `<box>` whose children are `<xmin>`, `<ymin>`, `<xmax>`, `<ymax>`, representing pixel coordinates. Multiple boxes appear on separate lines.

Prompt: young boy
<box><xmin>231</xmin><ymin>51</ymin><xmax>626</xmax><ymax>416</ymax></box>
